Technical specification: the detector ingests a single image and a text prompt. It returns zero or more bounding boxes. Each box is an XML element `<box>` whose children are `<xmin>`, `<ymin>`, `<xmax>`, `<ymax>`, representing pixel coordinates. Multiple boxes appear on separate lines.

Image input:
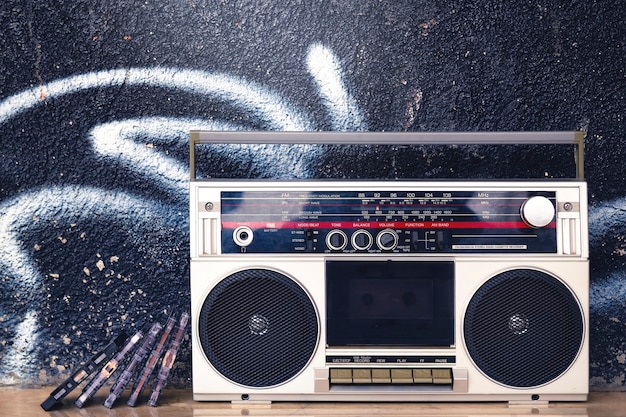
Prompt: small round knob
<box><xmin>326</xmin><ymin>230</ymin><xmax>348</xmax><ymax>251</ymax></box>
<box><xmin>376</xmin><ymin>229</ymin><xmax>399</xmax><ymax>251</ymax></box>
<box><xmin>521</xmin><ymin>196</ymin><xmax>555</xmax><ymax>228</ymax></box>
<box><xmin>351</xmin><ymin>229</ymin><xmax>373</xmax><ymax>251</ymax></box>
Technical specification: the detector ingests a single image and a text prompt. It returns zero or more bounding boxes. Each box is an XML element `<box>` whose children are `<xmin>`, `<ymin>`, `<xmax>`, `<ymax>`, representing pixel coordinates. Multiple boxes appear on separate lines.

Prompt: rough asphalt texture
<box><xmin>0</xmin><ymin>1</ymin><xmax>624</xmax><ymax>389</ymax></box>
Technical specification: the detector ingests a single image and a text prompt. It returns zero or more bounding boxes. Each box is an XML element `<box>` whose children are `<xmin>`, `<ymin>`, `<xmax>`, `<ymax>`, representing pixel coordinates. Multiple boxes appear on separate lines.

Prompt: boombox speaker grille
<box><xmin>463</xmin><ymin>268</ymin><xmax>584</xmax><ymax>388</ymax></box>
<box><xmin>198</xmin><ymin>268</ymin><xmax>319</xmax><ymax>388</ymax></box>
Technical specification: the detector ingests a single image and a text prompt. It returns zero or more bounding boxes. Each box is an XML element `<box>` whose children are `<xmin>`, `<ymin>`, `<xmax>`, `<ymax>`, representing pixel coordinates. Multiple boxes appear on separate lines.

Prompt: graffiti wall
<box><xmin>0</xmin><ymin>0</ymin><xmax>624</xmax><ymax>390</ymax></box>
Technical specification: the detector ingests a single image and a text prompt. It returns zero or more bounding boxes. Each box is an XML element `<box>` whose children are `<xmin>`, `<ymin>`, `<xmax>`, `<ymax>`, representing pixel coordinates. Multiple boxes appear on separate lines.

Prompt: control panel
<box><xmin>191</xmin><ymin>181</ymin><xmax>586</xmax><ymax>256</ymax></box>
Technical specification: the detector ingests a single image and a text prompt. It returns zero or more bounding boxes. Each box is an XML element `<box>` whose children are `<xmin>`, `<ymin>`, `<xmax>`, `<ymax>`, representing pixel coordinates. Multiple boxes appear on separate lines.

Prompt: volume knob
<box><xmin>376</xmin><ymin>229</ymin><xmax>399</xmax><ymax>251</ymax></box>
<box><xmin>521</xmin><ymin>196</ymin><xmax>555</xmax><ymax>228</ymax></box>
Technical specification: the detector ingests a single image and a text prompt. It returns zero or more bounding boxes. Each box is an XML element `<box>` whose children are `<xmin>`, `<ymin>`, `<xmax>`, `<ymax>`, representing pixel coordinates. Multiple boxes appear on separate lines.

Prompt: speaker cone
<box><xmin>198</xmin><ymin>268</ymin><xmax>319</xmax><ymax>388</ymax></box>
<box><xmin>463</xmin><ymin>268</ymin><xmax>584</xmax><ymax>388</ymax></box>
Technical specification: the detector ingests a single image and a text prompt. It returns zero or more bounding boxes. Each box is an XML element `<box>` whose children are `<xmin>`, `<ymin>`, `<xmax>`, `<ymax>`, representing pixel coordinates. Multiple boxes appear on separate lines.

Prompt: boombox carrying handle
<box><xmin>189</xmin><ymin>131</ymin><xmax>584</xmax><ymax>181</ymax></box>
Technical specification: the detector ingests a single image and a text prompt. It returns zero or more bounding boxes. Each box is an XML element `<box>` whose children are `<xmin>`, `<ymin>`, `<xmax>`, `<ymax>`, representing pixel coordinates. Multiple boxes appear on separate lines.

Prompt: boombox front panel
<box><xmin>190</xmin><ymin>181</ymin><xmax>588</xmax><ymax>403</ymax></box>
<box><xmin>191</xmin><ymin>257</ymin><xmax>588</xmax><ymax>402</ymax></box>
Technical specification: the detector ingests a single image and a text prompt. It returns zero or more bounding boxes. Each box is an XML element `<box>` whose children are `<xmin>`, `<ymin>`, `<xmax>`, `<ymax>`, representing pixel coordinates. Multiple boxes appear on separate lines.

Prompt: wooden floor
<box><xmin>3</xmin><ymin>387</ymin><xmax>625</xmax><ymax>417</ymax></box>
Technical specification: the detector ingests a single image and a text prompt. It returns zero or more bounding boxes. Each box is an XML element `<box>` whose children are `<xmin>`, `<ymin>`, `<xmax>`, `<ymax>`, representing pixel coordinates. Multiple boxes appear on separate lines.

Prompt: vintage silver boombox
<box><xmin>189</xmin><ymin>131</ymin><xmax>588</xmax><ymax>404</ymax></box>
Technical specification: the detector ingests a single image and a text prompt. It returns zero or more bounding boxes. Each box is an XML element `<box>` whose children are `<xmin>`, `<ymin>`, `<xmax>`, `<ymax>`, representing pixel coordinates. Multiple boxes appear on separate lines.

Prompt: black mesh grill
<box><xmin>198</xmin><ymin>269</ymin><xmax>319</xmax><ymax>388</ymax></box>
<box><xmin>463</xmin><ymin>269</ymin><xmax>584</xmax><ymax>388</ymax></box>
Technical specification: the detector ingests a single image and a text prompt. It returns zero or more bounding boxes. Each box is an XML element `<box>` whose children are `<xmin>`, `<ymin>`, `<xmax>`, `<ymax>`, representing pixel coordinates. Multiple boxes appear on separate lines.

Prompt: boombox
<box><xmin>189</xmin><ymin>131</ymin><xmax>588</xmax><ymax>404</ymax></box>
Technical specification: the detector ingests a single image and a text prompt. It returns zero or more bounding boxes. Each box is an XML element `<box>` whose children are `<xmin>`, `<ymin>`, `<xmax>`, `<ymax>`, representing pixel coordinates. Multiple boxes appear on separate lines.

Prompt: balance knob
<box><xmin>351</xmin><ymin>230</ymin><xmax>373</xmax><ymax>251</ymax></box>
<box><xmin>521</xmin><ymin>196</ymin><xmax>555</xmax><ymax>228</ymax></box>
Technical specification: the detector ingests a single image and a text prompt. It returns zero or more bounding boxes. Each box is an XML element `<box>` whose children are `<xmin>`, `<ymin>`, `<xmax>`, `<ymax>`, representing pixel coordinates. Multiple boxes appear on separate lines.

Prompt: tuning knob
<box><xmin>521</xmin><ymin>196</ymin><xmax>555</xmax><ymax>228</ymax></box>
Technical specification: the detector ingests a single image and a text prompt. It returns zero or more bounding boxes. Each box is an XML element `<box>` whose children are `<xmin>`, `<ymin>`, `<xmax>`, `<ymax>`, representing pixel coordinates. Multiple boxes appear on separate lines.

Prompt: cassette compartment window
<box><xmin>326</xmin><ymin>259</ymin><xmax>454</xmax><ymax>347</ymax></box>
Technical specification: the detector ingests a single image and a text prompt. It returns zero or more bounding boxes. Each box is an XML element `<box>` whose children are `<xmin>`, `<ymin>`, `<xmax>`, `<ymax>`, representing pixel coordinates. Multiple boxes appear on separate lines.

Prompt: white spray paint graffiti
<box><xmin>0</xmin><ymin>43</ymin><xmax>366</xmax><ymax>383</ymax></box>
<box><xmin>0</xmin><ymin>311</ymin><xmax>39</xmax><ymax>385</ymax></box>
<box><xmin>90</xmin><ymin>117</ymin><xmax>320</xmax><ymax>193</ymax></box>
<box><xmin>306</xmin><ymin>43</ymin><xmax>367</xmax><ymax>131</ymax></box>
<box><xmin>0</xmin><ymin>44</ymin><xmax>365</xmax><ymax>132</ymax></box>
<box><xmin>89</xmin><ymin>118</ymin><xmax>238</xmax><ymax>195</ymax></box>
<box><xmin>0</xmin><ymin>67</ymin><xmax>313</xmax><ymax>131</ymax></box>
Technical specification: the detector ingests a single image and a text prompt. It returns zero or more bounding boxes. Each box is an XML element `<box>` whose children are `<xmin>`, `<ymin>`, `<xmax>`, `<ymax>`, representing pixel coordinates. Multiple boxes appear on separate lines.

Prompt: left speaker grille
<box><xmin>198</xmin><ymin>269</ymin><xmax>319</xmax><ymax>388</ymax></box>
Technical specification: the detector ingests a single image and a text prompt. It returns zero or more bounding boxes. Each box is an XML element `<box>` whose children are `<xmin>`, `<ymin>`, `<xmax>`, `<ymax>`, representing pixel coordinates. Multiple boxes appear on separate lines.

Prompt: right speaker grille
<box><xmin>463</xmin><ymin>268</ymin><xmax>584</xmax><ymax>388</ymax></box>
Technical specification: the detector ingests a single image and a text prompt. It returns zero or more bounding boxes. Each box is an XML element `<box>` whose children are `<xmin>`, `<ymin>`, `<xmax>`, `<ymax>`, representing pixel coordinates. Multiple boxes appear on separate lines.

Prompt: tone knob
<box><xmin>326</xmin><ymin>229</ymin><xmax>348</xmax><ymax>251</ymax></box>
<box><xmin>521</xmin><ymin>196</ymin><xmax>555</xmax><ymax>228</ymax></box>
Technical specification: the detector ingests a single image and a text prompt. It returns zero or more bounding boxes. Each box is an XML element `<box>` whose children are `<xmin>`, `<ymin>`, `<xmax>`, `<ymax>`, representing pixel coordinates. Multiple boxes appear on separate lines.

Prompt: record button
<box><xmin>352</xmin><ymin>369</ymin><xmax>372</xmax><ymax>383</ymax></box>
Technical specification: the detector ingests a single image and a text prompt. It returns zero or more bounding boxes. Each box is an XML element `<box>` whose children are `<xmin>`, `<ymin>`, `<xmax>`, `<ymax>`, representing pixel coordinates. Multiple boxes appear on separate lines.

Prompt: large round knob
<box><xmin>521</xmin><ymin>196</ymin><xmax>555</xmax><ymax>228</ymax></box>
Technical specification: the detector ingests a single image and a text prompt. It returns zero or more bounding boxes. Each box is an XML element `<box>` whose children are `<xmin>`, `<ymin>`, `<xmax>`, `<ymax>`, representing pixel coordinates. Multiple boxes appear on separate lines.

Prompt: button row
<box><xmin>330</xmin><ymin>368</ymin><xmax>453</xmax><ymax>385</ymax></box>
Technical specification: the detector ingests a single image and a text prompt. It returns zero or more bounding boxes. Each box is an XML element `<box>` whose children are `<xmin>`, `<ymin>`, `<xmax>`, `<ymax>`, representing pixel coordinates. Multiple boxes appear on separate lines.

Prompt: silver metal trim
<box><xmin>190</xmin><ymin>131</ymin><xmax>585</xmax><ymax>180</ymax></box>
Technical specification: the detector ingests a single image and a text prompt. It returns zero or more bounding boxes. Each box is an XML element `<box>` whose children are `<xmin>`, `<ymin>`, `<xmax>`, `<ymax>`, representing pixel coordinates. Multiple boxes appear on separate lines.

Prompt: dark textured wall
<box><xmin>0</xmin><ymin>0</ymin><xmax>624</xmax><ymax>390</ymax></box>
